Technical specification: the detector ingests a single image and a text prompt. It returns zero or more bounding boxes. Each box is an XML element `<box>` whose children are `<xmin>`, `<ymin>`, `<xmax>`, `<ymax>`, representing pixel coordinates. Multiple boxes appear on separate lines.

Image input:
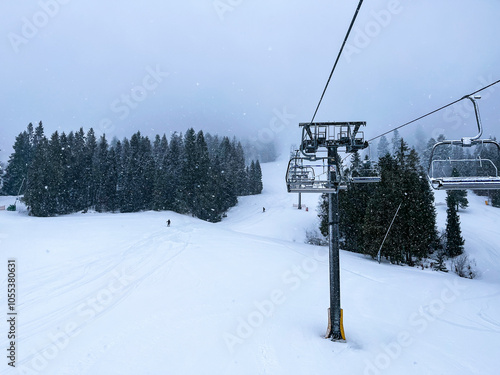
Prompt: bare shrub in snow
<box><xmin>305</xmin><ymin>228</ymin><xmax>328</xmax><ymax>246</ymax></box>
<box><xmin>452</xmin><ymin>254</ymin><xmax>478</xmax><ymax>279</ymax></box>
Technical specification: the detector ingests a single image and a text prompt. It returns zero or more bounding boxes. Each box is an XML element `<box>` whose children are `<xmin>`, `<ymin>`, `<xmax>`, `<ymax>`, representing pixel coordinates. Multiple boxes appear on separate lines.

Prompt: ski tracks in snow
<box><xmin>16</xmin><ymin>225</ymin><xmax>190</xmax><ymax>372</ymax></box>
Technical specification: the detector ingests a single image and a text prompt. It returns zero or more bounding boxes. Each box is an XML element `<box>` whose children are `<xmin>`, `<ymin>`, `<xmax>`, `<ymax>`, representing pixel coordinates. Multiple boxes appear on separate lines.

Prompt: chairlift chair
<box><xmin>348</xmin><ymin>151</ymin><xmax>381</xmax><ymax>184</ymax></box>
<box><xmin>427</xmin><ymin>95</ymin><xmax>500</xmax><ymax>190</ymax></box>
<box><xmin>286</xmin><ymin>157</ymin><xmax>346</xmax><ymax>193</ymax></box>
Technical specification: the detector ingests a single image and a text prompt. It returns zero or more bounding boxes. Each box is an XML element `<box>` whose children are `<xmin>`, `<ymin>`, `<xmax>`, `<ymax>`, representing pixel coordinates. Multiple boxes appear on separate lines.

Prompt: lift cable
<box><xmin>339</xmin><ymin>79</ymin><xmax>500</xmax><ymax>165</ymax></box>
<box><xmin>308</xmin><ymin>0</ymin><xmax>365</xmax><ymax>126</ymax></box>
<box><xmin>366</xmin><ymin>79</ymin><xmax>500</xmax><ymax>143</ymax></box>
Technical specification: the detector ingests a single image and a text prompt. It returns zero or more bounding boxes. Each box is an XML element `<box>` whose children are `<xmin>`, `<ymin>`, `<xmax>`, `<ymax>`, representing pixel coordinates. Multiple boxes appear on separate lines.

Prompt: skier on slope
<box><xmin>167</xmin><ymin>219</ymin><xmax>171</xmax><ymax>227</ymax></box>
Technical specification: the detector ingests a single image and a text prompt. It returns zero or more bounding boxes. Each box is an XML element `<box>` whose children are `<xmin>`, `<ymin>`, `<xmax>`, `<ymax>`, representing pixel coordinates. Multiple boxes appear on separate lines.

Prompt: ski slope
<box><xmin>1</xmin><ymin>161</ymin><xmax>500</xmax><ymax>375</ymax></box>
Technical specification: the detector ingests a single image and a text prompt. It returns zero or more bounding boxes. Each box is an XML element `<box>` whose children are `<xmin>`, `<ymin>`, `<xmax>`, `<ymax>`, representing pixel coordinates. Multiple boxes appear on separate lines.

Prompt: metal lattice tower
<box><xmin>286</xmin><ymin>121</ymin><xmax>379</xmax><ymax>341</ymax></box>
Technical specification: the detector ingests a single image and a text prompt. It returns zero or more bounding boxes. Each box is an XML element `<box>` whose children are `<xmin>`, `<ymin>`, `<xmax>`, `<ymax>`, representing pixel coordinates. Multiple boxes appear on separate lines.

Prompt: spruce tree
<box><xmin>94</xmin><ymin>135</ymin><xmax>118</xmax><ymax>212</ymax></box>
<box><xmin>120</xmin><ymin>137</ymin><xmax>136</xmax><ymax>213</ymax></box>
<box><xmin>105</xmin><ymin>146</ymin><xmax>119</xmax><ymax>212</ymax></box>
<box><xmin>233</xmin><ymin>141</ymin><xmax>247</xmax><ymax>196</ymax></box>
<box><xmin>318</xmin><ymin>193</ymin><xmax>329</xmax><ymax>238</ymax></box>
<box><xmin>254</xmin><ymin>160</ymin><xmax>263</xmax><ymax>194</ymax></box>
<box><xmin>447</xmin><ymin>168</ymin><xmax>468</xmax><ymax>211</ymax></box>
<box><xmin>152</xmin><ymin>134</ymin><xmax>170</xmax><ymax>211</ymax></box>
<box><xmin>46</xmin><ymin>131</ymin><xmax>67</xmax><ymax>214</ymax></box>
<box><xmin>2</xmin><ymin>128</ymin><xmax>32</xmax><ymax>195</ymax></box>
<box><xmin>218</xmin><ymin>137</ymin><xmax>238</xmax><ymax>208</ymax></box>
<box><xmin>139</xmin><ymin>135</ymin><xmax>155</xmax><ymax>210</ymax></box>
<box><xmin>362</xmin><ymin>140</ymin><xmax>437</xmax><ymax>264</ymax></box>
<box><xmin>24</xmin><ymin>137</ymin><xmax>52</xmax><ymax>216</ymax></box>
<box><xmin>340</xmin><ymin>154</ymin><xmax>376</xmax><ymax>253</ymax></box>
<box><xmin>113</xmin><ymin>140</ymin><xmax>124</xmax><ymax>210</ymax></box>
<box><xmin>180</xmin><ymin>128</ymin><xmax>197</xmax><ymax>214</ymax></box>
<box><xmin>362</xmin><ymin>153</ymin><xmax>400</xmax><ymax>261</ymax></box>
<box><xmin>391</xmin><ymin>130</ymin><xmax>401</xmax><ymax>155</ymax></box>
<box><xmin>377</xmin><ymin>135</ymin><xmax>390</xmax><ymax>158</ymax></box>
<box><xmin>445</xmin><ymin>192</ymin><xmax>465</xmax><ymax>257</ymax></box>
<box><xmin>85</xmin><ymin>128</ymin><xmax>98</xmax><ymax>209</ymax></box>
<box><xmin>69</xmin><ymin>128</ymin><xmax>88</xmax><ymax>212</ymax></box>
<box><xmin>9</xmin><ymin>125</ymin><xmax>260</xmax><ymax>219</ymax></box>
<box><xmin>192</xmin><ymin>130</ymin><xmax>212</xmax><ymax>220</ymax></box>
<box><xmin>165</xmin><ymin>132</ymin><xmax>184</xmax><ymax>212</ymax></box>
<box><xmin>207</xmin><ymin>155</ymin><xmax>227</xmax><ymax>221</ymax></box>
<box><xmin>248</xmin><ymin>160</ymin><xmax>257</xmax><ymax>195</ymax></box>
<box><xmin>421</xmin><ymin>137</ymin><xmax>436</xmax><ymax>171</ymax></box>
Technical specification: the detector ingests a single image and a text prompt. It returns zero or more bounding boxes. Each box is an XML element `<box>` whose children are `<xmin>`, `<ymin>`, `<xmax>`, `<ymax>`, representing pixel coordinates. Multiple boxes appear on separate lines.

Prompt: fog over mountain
<box><xmin>1</xmin><ymin>0</ymin><xmax>499</xmax><ymax>161</ymax></box>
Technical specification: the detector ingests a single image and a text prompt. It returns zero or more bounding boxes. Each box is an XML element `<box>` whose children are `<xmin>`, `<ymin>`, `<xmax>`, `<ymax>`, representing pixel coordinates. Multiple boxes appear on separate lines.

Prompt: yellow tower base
<box><xmin>325</xmin><ymin>308</ymin><xmax>346</xmax><ymax>341</ymax></box>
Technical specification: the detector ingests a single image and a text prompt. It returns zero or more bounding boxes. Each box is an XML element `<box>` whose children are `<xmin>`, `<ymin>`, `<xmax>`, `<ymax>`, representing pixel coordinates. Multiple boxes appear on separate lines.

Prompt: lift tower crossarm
<box><xmin>299</xmin><ymin>122</ymin><xmax>367</xmax><ymax>157</ymax></box>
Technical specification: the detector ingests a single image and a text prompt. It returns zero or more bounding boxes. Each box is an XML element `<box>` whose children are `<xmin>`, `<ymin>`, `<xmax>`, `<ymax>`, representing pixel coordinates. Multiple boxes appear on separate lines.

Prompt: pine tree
<box><xmin>152</xmin><ymin>134</ymin><xmax>170</xmax><ymax>211</ymax></box>
<box><xmin>446</xmin><ymin>168</ymin><xmax>468</xmax><ymax>211</ymax></box>
<box><xmin>46</xmin><ymin>131</ymin><xmax>67</xmax><ymax>214</ymax></box>
<box><xmin>94</xmin><ymin>135</ymin><xmax>118</xmax><ymax>212</ymax></box>
<box><xmin>339</xmin><ymin>153</ymin><xmax>376</xmax><ymax>253</ymax></box>
<box><xmin>247</xmin><ymin>160</ymin><xmax>257</xmax><ymax>195</ymax></box>
<box><xmin>421</xmin><ymin>137</ymin><xmax>436</xmax><ymax>171</ymax></box>
<box><xmin>69</xmin><ymin>128</ymin><xmax>88</xmax><ymax>212</ymax></box>
<box><xmin>105</xmin><ymin>146</ymin><xmax>119</xmax><ymax>212</ymax></box>
<box><xmin>192</xmin><ymin>130</ymin><xmax>212</xmax><ymax>220</ymax></box>
<box><xmin>254</xmin><ymin>160</ymin><xmax>263</xmax><ymax>194</ymax></box>
<box><xmin>84</xmin><ymin>128</ymin><xmax>98</xmax><ymax>209</ymax></box>
<box><xmin>318</xmin><ymin>193</ymin><xmax>329</xmax><ymax>238</ymax></box>
<box><xmin>180</xmin><ymin>128</ymin><xmax>197</xmax><ymax>214</ymax></box>
<box><xmin>377</xmin><ymin>135</ymin><xmax>390</xmax><ymax>158</ymax></box>
<box><xmin>11</xmin><ymin>125</ymin><xmax>260</xmax><ymax>219</ymax></box>
<box><xmin>434</xmin><ymin>248</ymin><xmax>448</xmax><ymax>272</ymax></box>
<box><xmin>207</xmin><ymin>155</ymin><xmax>227</xmax><ymax>221</ymax></box>
<box><xmin>139</xmin><ymin>135</ymin><xmax>155</xmax><ymax>210</ymax></box>
<box><xmin>33</xmin><ymin>122</ymin><xmax>45</xmax><ymax>149</ymax></box>
<box><xmin>165</xmin><ymin>132</ymin><xmax>184</xmax><ymax>212</ymax></box>
<box><xmin>362</xmin><ymin>140</ymin><xmax>437</xmax><ymax>264</ymax></box>
<box><xmin>445</xmin><ymin>192</ymin><xmax>465</xmax><ymax>257</ymax></box>
<box><xmin>391</xmin><ymin>130</ymin><xmax>401</xmax><ymax>155</ymax></box>
<box><xmin>24</xmin><ymin>137</ymin><xmax>52</xmax><ymax>216</ymax></box>
<box><xmin>218</xmin><ymin>137</ymin><xmax>238</xmax><ymax>207</ymax></box>
<box><xmin>399</xmin><ymin>147</ymin><xmax>438</xmax><ymax>263</ymax></box>
<box><xmin>362</xmin><ymin>153</ymin><xmax>400</xmax><ymax>260</ymax></box>
<box><xmin>492</xmin><ymin>190</ymin><xmax>500</xmax><ymax>208</ymax></box>
<box><xmin>2</xmin><ymin>128</ymin><xmax>32</xmax><ymax>195</ymax></box>
<box><xmin>120</xmin><ymin>137</ymin><xmax>136</xmax><ymax>213</ymax></box>
<box><xmin>113</xmin><ymin>140</ymin><xmax>125</xmax><ymax>210</ymax></box>
<box><xmin>233</xmin><ymin>141</ymin><xmax>247</xmax><ymax>196</ymax></box>
<box><xmin>119</xmin><ymin>132</ymin><xmax>155</xmax><ymax>212</ymax></box>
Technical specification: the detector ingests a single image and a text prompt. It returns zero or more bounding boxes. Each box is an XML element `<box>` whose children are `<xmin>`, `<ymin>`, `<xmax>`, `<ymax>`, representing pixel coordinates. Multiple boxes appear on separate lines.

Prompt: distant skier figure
<box><xmin>262</xmin><ymin>207</ymin><xmax>266</xmax><ymax>213</ymax></box>
<box><xmin>167</xmin><ymin>219</ymin><xmax>171</xmax><ymax>227</ymax></box>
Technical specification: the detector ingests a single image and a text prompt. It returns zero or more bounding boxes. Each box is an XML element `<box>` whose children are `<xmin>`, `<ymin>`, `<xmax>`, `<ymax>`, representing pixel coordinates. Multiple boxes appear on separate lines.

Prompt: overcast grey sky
<box><xmin>1</xmin><ymin>0</ymin><xmax>499</xmax><ymax>162</ymax></box>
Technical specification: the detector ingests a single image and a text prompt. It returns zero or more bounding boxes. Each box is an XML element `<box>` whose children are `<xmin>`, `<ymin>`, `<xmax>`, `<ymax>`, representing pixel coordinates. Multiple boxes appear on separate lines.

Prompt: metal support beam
<box><xmin>327</xmin><ymin>146</ymin><xmax>343</xmax><ymax>340</ymax></box>
<box><xmin>298</xmin><ymin>192</ymin><xmax>302</xmax><ymax>209</ymax></box>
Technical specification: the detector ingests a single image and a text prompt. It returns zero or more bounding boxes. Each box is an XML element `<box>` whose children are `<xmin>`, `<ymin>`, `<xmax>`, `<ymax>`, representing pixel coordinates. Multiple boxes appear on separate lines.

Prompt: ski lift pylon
<box><xmin>427</xmin><ymin>95</ymin><xmax>500</xmax><ymax>190</ymax></box>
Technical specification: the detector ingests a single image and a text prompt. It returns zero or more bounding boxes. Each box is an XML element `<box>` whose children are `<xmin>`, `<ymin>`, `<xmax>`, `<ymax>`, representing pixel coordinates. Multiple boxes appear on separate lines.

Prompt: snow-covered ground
<box><xmin>1</xmin><ymin>161</ymin><xmax>500</xmax><ymax>375</ymax></box>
